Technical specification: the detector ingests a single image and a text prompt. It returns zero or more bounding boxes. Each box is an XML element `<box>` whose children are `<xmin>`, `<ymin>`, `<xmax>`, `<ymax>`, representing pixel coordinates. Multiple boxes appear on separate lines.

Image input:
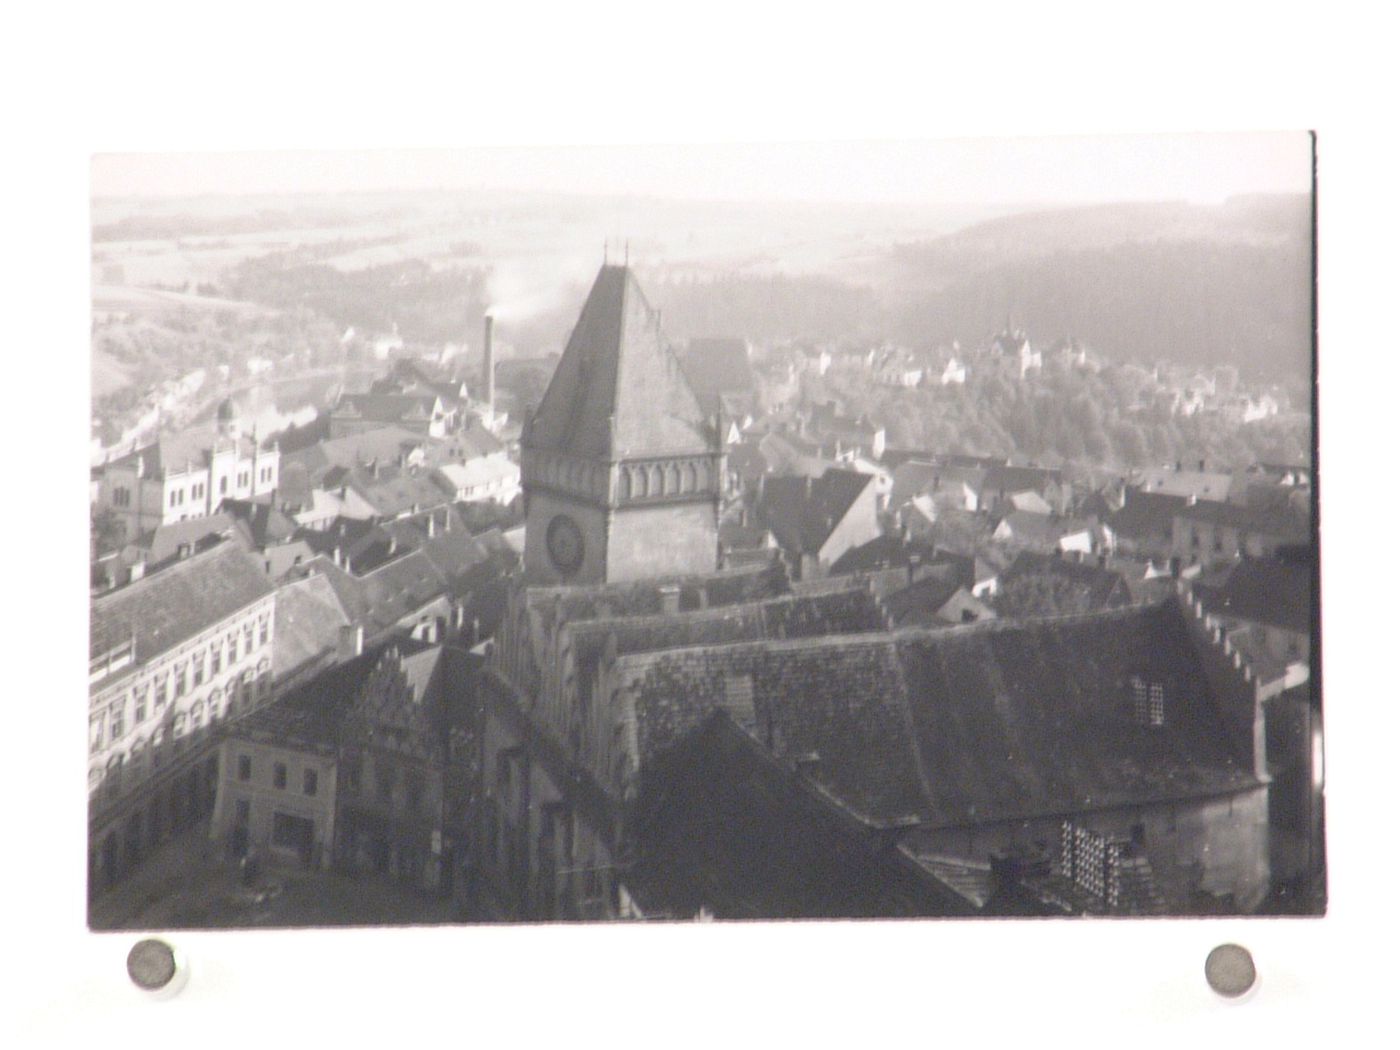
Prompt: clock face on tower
<box><xmin>545</xmin><ymin>513</ymin><xmax>585</xmax><ymax>576</ymax></box>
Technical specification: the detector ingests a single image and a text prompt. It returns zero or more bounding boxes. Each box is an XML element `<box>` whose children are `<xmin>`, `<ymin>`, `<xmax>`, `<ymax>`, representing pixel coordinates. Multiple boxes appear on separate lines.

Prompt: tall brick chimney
<box><xmin>483</xmin><ymin>314</ymin><xmax>495</xmax><ymax>422</ymax></box>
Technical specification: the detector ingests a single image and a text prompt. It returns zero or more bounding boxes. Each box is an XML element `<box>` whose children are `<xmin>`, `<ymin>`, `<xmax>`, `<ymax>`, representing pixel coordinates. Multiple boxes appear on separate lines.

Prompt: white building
<box><xmin>94</xmin><ymin>412</ymin><xmax>280</xmax><ymax>540</ymax></box>
<box><xmin>89</xmin><ymin>545</ymin><xmax>277</xmax><ymax>888</ymax></box>
<box><xmin>434</xmin><ymin>456</ymin><xmax>521</xmax><ymax>505</ymax></box>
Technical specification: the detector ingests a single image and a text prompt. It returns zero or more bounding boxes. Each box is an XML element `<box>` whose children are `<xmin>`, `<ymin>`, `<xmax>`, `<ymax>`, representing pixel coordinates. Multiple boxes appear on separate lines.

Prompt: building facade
<box><xmin>89</xmin><ymin>544</ymin><xmax>277</xmax><ymax>891</ymax></box>
<box><xmin>95</xmin><ymin>420</ymin><xmax>280</xmax><ymax>539</ymax></box>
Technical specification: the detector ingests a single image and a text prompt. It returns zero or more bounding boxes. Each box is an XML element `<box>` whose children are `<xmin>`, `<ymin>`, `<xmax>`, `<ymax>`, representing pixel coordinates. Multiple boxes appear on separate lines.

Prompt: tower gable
<box><xmin>522</xmin><ymin>265</ymin><xmax>723</xmax><ymax>585</ymax></box>
<box><xmin>527</xmin><ymin>265</ymin><xmax>713</xmax><ymax>460</ymax></box>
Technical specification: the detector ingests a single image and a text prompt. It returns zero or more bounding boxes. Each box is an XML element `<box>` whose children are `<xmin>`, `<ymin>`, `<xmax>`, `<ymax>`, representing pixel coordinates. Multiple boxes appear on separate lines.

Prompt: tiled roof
<box><xmin>355</xmin><ymin>469</ymin><xmax>454</xmax><ymax>518</ymax></box>
<box><xmin>280</xmin><ymin>426</ymin><xmax>427</xmax><ymax>485</ymax></box>
<box><xmin>343</xmin><ymin>645</ymin><xmax>451</xmax><ymax>762</ymax></box>
<box><xmin>618</xmin><ymin>601</ymin><xmax>1259</xmax><ymax>834</ymax></box>
<box><xmin>232</xmin><ymin>645</ymin><xmax>384</xmax><ymax>752</ymax></box>
<box><xmin>221</xmin><ymin>498</ymin><xmax>299</xmax><ymax>548</ymax></box>
<box><xmin>568</xmin><ymin>586</ymin><xmax>887</xmax><ymax>685</ymax></box>
<box><xmin>1193</xmin><ymin>555</ymin><xmax>1312</xmax><ymax>634</ymax></box>
<box><xmin>526</xmin><ymin>265</ymin><xmax>714</xmax><ymax>460</ymax></box>
<box><xmin>626</xmin><ymin>713</ymin><xmax>974</xmax><ymax>919</ymax></box>
<box><xmin>384</xmin><ymin>516</ymin><xmax>492</xmax><ymax>585</ymax></box>
<box><xmin>620</xmin><ymin>634</ymin><xmax>930</xmax><ymax>826</ymax></box>
<box><xmin>310</xmin><ymin>553</ymin><xmax>444</xmax><ymax>640</ymax></box>
<box><xmin>527</xmin><ymin>561</ymin><xmax>789</xmax><ymax>630</ymax></box>
<box><xmin>233</xmin><ymin>637</ymin><xmax>448</xmax><ymax>753</ymax></box>
<box><xmin>105</xmin><ymin>425</ymin><xmax>271</xmax><ymax>478</ymax></box>
<box><xmin>1000</xmin><ymin>551</ymin><xmax>1133</xmax><ymax>610</ymax></box>
<box><xmin>757</xmin><ymin>468</ymin><xmax>875</xmax><ymax>556</ymax></box>
<box><xmin>996</xmin><ymin>511</ymin><xmax>1093</xmax><ymax>546</ymax></box>
<box><xmin>828</xmin><ymin>534</ymin><xmax>936</xmax><ymax>576</ymax></box>
<box><xmin>334</xmin><ymin>393</ymin><xmax>441</xmax><ymax>425</ymax></box>
<box><xmin>271</xmin><ymin>573</ymin><xmax>353</xmax><ymax>681</ymax></box>
<box><xmin>1133</xmin><ymin>468</ymin><xmax>1235</xmax><ymax>502</ymax></box>
<box><xmin>90</xmin><ymin>544</ymin><xmax>273</xmax><ymax>674</ymax></box>
<box><xmin>1108</xmin><ymin>489</ymin><xmax>1187</xmax><ymax>541</ymax></box>
<box><xmin>136</xmin><ymin>512</ymin><xmax>239</xmax><ymax>563</ymax></box>
<box><xmin>889</xmin><ymin>460</ymin><xmax>941</xmax><ymax>507</ymax></box>
<box><xmin>894</xmin><ymin>602</ymin><xmax>1258</xmax><ymax>826</ymax></box>
<box><xmin>880</xmin><ymin>568</ymin><xmax>967</xmax><ymax>627</ymax></box>
<box><xmin>1175</xmin><ymin>499</ymin><xmax>1309</xmax><ymax>539</ymax></box>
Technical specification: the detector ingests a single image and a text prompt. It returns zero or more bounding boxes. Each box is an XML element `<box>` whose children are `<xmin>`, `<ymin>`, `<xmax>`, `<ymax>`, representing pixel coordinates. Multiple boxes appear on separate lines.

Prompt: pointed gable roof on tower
<box><xmin>526</xmin><ymin>265</ymin><xmax>713</xmax><ymax>460</ymax></box>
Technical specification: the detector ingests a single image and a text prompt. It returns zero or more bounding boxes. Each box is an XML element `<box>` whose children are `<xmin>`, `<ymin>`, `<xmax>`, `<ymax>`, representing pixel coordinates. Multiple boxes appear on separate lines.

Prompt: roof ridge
<box><xmin>90</xmin><ymin>542</ymin><xmax>264</xmax><ymax>606</ymax></box>
<box><xmin>570</xmin><ymin>584</ymin><xmax>870</xmax><ymax>635</ymax></box>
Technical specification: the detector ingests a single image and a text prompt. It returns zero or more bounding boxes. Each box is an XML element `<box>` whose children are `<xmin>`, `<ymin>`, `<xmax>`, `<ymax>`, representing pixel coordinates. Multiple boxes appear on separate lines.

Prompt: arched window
<box><xmin>191</xmin><ymin>700</ymin><xmax>204</xmax><ymax>729</ymax></box>
<box><xmin>665</xmin><ymin>462</ymin><xmax>680</xmax><ymax>494</ymax></box>
<box><xmin>618</xmin><ymin>468</ymin><xmax>631</xmax><ymax>500</ymax></box>
<box><xmin>173</xmin><ymin>713</ymin><xmax>186</xmax><ymax>739</ymax></box>
<box><xmin>649</xmin><ymin>464</ymin><xmax>663</xmax><ymax>496</ymax></box>
<box><xmin>634</xmin><ymin>466</ymin><xmax>648</xmax><ymax>497</ymax></box>
<box><xmin>682</xmin><ymin>461</ymin><xmax>698</xmax><ymax>493</ymax></box>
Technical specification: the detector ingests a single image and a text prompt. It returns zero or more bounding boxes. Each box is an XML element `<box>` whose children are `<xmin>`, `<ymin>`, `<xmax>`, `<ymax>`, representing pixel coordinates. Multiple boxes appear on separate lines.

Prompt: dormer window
<box><xmin>1130</xmin><ymin>675</ymin><xmax>1166</xmax><ymax>727</ymax></box>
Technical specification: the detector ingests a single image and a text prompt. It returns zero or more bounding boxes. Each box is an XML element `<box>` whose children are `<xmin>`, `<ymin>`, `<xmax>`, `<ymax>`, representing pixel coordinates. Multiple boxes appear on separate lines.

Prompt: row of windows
<box><xmin>159</xmin><ymin>462</ymin><xmax>276</xmax><ymax>511</ymax></box>
<box><xmin>111</xmin><ymin>486</ymin><xmax>132</xmax><ymax>507</ymax></box>
<box><xmin>168</xmin><ymin>481</ymin><xmax>207</xmax><ymax>508</ymax></box>
<box><xmin>90</xmin><ymin>662</ymin><xmax>269</xmax><ymax>753</ymax></box>
<box><xmin>236</xmin><ymin>753</ymin><xmax>318</xmax><ymax>796</ymax></box>
<box><xmin>1130</xmin><ymin>676</ymin><xmax>1166</xmax><ymax>727</ymax></box>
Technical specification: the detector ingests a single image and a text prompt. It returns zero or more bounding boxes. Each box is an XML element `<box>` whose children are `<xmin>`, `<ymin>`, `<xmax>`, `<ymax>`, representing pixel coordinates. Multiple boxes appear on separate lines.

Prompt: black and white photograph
<box><xmin>84</xmin><ymin>133</ymin><xmax>1321</xmax><ymax>928</ymax></box>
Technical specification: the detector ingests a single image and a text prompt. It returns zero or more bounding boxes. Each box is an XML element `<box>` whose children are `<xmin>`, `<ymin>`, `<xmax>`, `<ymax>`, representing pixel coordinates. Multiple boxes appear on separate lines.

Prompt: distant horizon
<box><xmin>90</xmin><ymin>133</ymin><xmax>1314</xmax><ymax>208</ymax></box>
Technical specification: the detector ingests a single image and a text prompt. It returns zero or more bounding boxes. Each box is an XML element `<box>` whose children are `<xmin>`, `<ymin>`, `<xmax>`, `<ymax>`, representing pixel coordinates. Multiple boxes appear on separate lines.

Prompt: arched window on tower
<box><xmin>618</xmin><ymin>468</ymin><xmax>631</xmax><ymax>500</ymax></box>
<box><xmin>649</xmin><ymin>464</ymin><xmax>664</xmax><ymax>496</ymax></box>
<box><xmin>635</xmin><ymin>467</ymin><xmax>648</xmax><ymax>498</ymax></box>
<box><xmin>683</xmin><ymin>461</ymin><xmax>697</xmax><ymax>493</ymax></box>
<box><xmin>665</xmin><ymin>462</ymin><xmax>680</xmax><ymax>494</ymax></box>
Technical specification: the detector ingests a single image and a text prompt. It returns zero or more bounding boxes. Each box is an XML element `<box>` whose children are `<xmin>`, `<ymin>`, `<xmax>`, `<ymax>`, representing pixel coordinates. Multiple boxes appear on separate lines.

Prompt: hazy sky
<box><xmin>91</xmin><ymin>132</ymin><xmax>1312</xmax><ymax>206</ymax></box>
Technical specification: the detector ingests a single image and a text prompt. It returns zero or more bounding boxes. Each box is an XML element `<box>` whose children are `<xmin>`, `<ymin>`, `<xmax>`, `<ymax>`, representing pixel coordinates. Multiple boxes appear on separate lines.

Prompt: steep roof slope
<box><xmin>90</xmin><ymin>544</ymin><xmax>273</xmax><ymax>676</ymax></box>
<box><xmin>526</xmin><ymin>265</ymin><xmax>713</xmax><ymax>459</ymax></box>
<box><xmin>627</xmin><ymin>713</ymin><xmax>974</xmax><ymax>919</ymax></box>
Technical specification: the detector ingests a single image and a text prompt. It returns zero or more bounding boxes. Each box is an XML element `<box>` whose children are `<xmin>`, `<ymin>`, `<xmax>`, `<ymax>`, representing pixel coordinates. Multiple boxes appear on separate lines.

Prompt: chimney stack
<box><xmin>337</xmin><ymin>623</ymin><xmax>364</xmax><ymax>661</ymax></box>
<box><xmin>483</xmin><ymin>315</ymin><xmax>496</xmax><ymax>422</ymax></box>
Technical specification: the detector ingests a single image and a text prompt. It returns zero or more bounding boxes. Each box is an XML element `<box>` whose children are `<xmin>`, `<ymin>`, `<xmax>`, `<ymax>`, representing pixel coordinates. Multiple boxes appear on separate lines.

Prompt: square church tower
<box><xmin>520</xmin><ymin>264</ymin><xmax>724</xmax><ymax>585</ymax></box>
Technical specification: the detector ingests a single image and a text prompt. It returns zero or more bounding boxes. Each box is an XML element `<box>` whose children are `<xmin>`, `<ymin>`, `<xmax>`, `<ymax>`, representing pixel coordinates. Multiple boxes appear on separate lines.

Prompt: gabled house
<box><xmin>330</xmin><ymin>393</ymin><xmax>451</xmax><ymax>439</ymax></box>
<box><xmin>1105</xmin><ymin>488</ymin><xmax>1187</xmax><ymax>559</ymax></box>
<box><xmin>1172</xmin><ymin>500</ymin><xmax>1309</xmax><ymax>566</ymax></box>
<box><xmin>993</xmin><ymin>511</ymin><xmax>1096</xmax><ymax>555</ymax></box>
<box><xmin>756</xmin><ymin>469</ymin><xmax>882</xmax><ymax>579</ymax></box>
